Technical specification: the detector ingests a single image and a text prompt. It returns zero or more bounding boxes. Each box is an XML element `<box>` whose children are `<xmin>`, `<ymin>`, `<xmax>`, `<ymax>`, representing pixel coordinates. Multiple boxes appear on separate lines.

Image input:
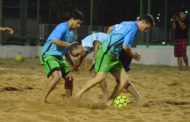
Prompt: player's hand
<box><xmin>5</xmin><ymin>27</ymin><xmax>14</xmax><ymax>34</ymax></box>
<box><xmin>132</xmin><ymin>52</ymin><xmax>141</xmax><ymax>61</ymax></box>
<box><xmin>70</xmin><ymin>41</ymin><xmax>79</xmax><ymax>47</ymax></box>
<box><xmin>65</xmin><ymin>72</ymin><xmax>74</xmax><ymax>81</ymax></box>
<box><xmin>87</xmin><ymin>61</ymin><xmax>95</xmax><ymax>72</ymax></box>
<box><xmin>72</xmin><ymin>67</ymin><xmax>80</xmax><ymax>72</ymax></box>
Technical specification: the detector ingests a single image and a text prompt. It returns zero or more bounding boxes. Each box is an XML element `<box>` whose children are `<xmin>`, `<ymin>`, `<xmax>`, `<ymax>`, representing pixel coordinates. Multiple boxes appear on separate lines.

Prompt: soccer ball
<box><xmin>113</xmin><ymin>95</ymin><xmax>130</xmax><ymax>108</ymax></box>
<box><xmin>15</xmin><ymin>54</ymin><xmax>23</xmax><ymax>62</ymax></box>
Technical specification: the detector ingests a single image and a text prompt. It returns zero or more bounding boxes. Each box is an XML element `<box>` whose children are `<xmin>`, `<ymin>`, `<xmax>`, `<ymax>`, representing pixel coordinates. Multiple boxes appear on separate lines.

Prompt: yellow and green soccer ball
<box><xmin>15</xmin><ymin>54</ymin><xmax>23</xmax><ymax>62</ymax></box>
<box><xmin>113</xmin><ymin>95</ymin><xmax>130</xmax><ymax>108</ymax></box>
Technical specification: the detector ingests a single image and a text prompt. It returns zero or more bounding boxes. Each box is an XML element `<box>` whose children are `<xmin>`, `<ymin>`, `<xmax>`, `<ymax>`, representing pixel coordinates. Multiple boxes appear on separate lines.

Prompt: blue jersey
<box><xmin>40</xmin><ymin>22</ymin><xmax>74</xmax><ymax>57</ymax></box>
<box><xmin>101</xmin><ymin>21</ymin><xmax>138</xmax><ymax>56</ymax></box>
<box><xmin>81</xmin><ymin>32</ymin><xmax>108</xmax><ymax>54</ymax></box>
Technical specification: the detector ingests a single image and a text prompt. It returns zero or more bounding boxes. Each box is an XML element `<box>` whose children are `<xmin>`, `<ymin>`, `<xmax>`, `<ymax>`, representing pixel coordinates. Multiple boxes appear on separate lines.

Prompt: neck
<box><xmin>136</xmin><ymin>21</ymin><xmax>141</xmax><ymax>30</ymax></box>
<box><xmin>67</xmin><ymin>19</ymin><xmax>73</xmax><ymax>28</ymax></box>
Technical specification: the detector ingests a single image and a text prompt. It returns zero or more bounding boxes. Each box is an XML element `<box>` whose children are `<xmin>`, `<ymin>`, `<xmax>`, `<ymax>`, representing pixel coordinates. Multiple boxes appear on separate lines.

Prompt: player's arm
<box><xmin>51</xmin><ymin>24</ymin><xmax>77</xmax><ymax>47</ymax></box>
<box><xmin>107</xmin><ymin>26</ymin><xmax>113</xmax><ymax>33</ymax></box>
<box><xmin>172</xmin><ymin>20</ymin><xmax>176</xmax><ymax>30</ymax></box>
<box><xmin>72</xmin><ymin>54</ymin><xmax>87</xmax><ymax>72</ymax></box>
<box><xmin>92</xmin><ymin>40</ymin><xmax>100</xmax><ymax>63</ymax></box>
<box><xmin>52</xmin><ymin>40</ymin><xmax>77</xmax><ymax>47</ymax></box>
<box><xmin>123</xmin><ymin>31</ymin><xmax>141</xmax><ymax>61</ymax></box>
<box><xmin>175</xmin><ymin>17</ymin><xmax>187</xmax><ymax>30</ymax></box>
<box><xmin>65</xmin><ymin>52</ymin><xmax>75</xmax><ymax>66</ymax></box>
<box><xmin>87</xmin><ymin>40</ymin><xmax>100</xmax><ymax>71</ymax></box>
<box><xmin>123</xmin><ymin>45</ymin><xmax>141</xmax><ymax>61</ymax></box>
<box><xmin>0</xmin><ymin>27</ymin><xmax>14</xmax><ymax>34</ymax></box>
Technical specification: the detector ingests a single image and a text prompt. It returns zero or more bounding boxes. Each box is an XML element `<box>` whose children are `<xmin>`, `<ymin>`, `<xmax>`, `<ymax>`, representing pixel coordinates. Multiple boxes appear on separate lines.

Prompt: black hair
<box><xmin>70</xmin><ymin>10</ymin><xmax>84</xmax><ymax>21</ymax></box>
<box><xmin>137</xmin><ymin>14</ymin><xmax>155</xmax><ymax>27</ymax></box>
<box><xmin>69</xmin><ymin>43</ymin><xmax>80</xmax><ymax>55</ymax></box>
<box><xmin>62</xmin><ymin>9</ymin><xmax>84</xmax><ymax>21</ymax></box>
<box><xmin>177</xmin><ymin>5</ymin><xmax>187</xmax><ymax>13</ymax></box>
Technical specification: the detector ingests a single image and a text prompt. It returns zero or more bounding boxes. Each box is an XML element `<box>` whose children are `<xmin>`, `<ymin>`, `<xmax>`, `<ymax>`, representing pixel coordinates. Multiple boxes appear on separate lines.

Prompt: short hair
<box><xmin>137</xmin><ymin>14</ymin><xmax>155</xmax><ymax>27</ymax></box>
<box><xmin>70</xmin><ymin>43</ymin><xmax>80</xmax><ymax>55</ymax></box>
<box><xmin>70</xmin><ymin>10</ymin><xmax>84</xmax><ymax>21</ymax></box>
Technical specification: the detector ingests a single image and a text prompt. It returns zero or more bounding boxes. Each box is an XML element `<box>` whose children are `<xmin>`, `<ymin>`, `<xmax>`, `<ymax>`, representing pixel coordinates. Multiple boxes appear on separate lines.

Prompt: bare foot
<box><xmin>74</xmin><ymin>94</ymin><xmax>81</xmax><ymax>100</ymax></box>
<box><xmin>60</xmin><ymin>93</ymin><xmax>71</xmax><ymax>100</ymax></box>
<box><xmin>41</xmin><ymin>99</ymin><xmax>48</xmax><ymax>104</ymax></box>
<box><xmin>136</xmin><ymin>95</ymin><xmax>144</xmax><ymax>105</ymax></box>
<box><xmin>105</xmin><ymin>99</ymin><xmax>113</xmax><ymax>106</ymax></box>
<box><xmin>98</xmin><ymin>94</ymin><xmax>109</xmax><ymax>102</ymax></box>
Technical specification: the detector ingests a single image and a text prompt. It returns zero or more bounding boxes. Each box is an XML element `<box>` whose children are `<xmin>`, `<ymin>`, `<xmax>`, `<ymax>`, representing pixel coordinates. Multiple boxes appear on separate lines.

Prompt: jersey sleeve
<box><xmin>123</xmin><ymin>30</ymin><xmax>137</xmax><ymax>47</ymax></box>
<box><xmin>50</xmin><ymin>24</ymin><xmax>67</xmax><ymax>41</ymax></box>
<box><xmin>113</xmin><ymin>24</ymin><xmax>123</xmax><ymax>31</ymax></box>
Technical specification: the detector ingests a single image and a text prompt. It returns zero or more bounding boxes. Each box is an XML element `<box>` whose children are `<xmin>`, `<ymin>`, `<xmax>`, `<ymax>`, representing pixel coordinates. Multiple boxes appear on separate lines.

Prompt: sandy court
<box><xmin>0</xmin><ymin>58</ymin><xmax>190</xmax><ymax>122</ymax></box>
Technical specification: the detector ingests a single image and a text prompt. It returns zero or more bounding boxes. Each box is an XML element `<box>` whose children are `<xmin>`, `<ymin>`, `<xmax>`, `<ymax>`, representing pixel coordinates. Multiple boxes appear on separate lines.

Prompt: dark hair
<box><xmin>137</xmin><ymin>14</ymin><xmax>155</xmax><ymax>27</ymax></box>
<box><xmin>177</xmin><ymin>5</ymin><xmax>187</xmax><ymax>13</ymax></box>
<box><xmin>70</xmin><ymin>10</ymin><xmax>84</xmax><ymax>21</ymax></box>
<box><xmin>70</xmin><ymin>43</ymin><xmax>80</xmax><ymax>54</ymax></box>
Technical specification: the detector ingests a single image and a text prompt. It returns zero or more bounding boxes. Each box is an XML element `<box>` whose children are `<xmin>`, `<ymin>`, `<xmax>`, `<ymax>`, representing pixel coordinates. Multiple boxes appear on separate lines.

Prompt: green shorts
<box><xmin>95</xmin><ymin>48</ymin><xmax>123</xmax><ymax>73</ymax></box>
<box><xmin>40</xmin><ymin>55</ymin><xmax>70</xmax><ymax>78</ymax></box>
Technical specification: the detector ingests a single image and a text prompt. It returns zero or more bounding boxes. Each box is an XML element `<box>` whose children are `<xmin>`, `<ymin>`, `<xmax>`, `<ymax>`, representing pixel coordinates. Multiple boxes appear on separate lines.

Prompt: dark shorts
<box><xmin>119</xmin><ymin>49</ymin><xmax>132</xmax><ymax>72</ymax></box>
<box><xmin>174</xmin><ymin>39</ymin><xmax>187</xmax><ymax>57</ymax></box>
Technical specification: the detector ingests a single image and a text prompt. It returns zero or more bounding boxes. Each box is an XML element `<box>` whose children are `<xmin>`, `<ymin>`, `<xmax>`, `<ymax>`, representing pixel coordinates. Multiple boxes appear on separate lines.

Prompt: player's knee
<box><xmin>120</xmin><ymin>80</ymin><xmax>128</xmax><ymax>87</ymax></box>
<box><xmin>95</xmin><ymin>73</ymin><xmax>106</xmax><ymax>82</ymax></box>
<box><xmin>96</xmin><ymin>76</ymin><xmax>105</xmax><ymax>82</ymax></box>
<box><xmin>53</xmin><ymin>72</ymin><xmax>62</xmax><ymax>81</ymax></box>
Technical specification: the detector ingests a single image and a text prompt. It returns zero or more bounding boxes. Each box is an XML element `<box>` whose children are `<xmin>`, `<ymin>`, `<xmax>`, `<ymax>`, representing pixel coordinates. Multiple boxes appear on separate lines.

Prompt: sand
<box><xmin>0</xmin><ymin>58</ymin><xmax>190</xmax><ymax>122</ymax></box>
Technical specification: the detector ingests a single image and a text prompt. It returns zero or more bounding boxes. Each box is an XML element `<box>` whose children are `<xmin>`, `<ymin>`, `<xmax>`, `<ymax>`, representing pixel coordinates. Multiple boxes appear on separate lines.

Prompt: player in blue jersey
<box><xmin>75</xmin><ymin>14</ymin><xmax>155</xmax><ymax>106</ymax></box>
<box><xmin>107</xmin><ymin>21</ymin><xmax>144</xmax><ymax>104</ymax></box>
<box><xmin>71</xmin><ymin>32</ymin><xmax>142</xmax><ymax>103</ymax></box>
<box><xmin>40</xmin><ymin>10</ymin><xmax>84</xmax><ymax>104</ymax></box>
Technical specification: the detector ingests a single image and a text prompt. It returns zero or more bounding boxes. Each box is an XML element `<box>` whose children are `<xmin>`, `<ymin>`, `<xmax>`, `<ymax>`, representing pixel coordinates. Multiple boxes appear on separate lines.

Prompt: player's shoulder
<box><xmin>55</xmin><ymin>22</ymin><xmax>68</xmax><ymax>29</ymax></box>
<box><xmin>126</xmin><ymin>21</ymin><xmax>138</xmax><ymax>32</ymax></box>
<box><xmin>116</xmin><ymin>21</ymin><xmax>136</xmax><ymax>29</ymax></box>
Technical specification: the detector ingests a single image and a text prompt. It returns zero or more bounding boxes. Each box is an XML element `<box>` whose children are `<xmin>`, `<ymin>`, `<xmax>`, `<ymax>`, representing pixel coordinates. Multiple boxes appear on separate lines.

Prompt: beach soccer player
<box><xmin>71</xmin><ymin>32</ymin><xmax>143</xmax><ymax>103</ymax></box>
<box><xmin>40</xmin><ymin>10</ymin><xmax>84</xmax><ymax>104</ymax></box>
<box><xmin>75</xmin><ymin>14</ymin><xmax>155</xmax><ymax>106</ymax></box>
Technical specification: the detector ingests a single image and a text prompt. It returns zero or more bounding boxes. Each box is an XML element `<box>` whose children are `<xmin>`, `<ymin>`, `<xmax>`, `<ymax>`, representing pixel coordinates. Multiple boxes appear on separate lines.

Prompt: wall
<box><xmin>0</xmin><ymin>45</ymin><xmax>190</xmax><ymax>66</ymax></box>
<box><xmin>0</xmin><ymin>46</ymin><xmax>41</xmax><ymax>58</ymax></box>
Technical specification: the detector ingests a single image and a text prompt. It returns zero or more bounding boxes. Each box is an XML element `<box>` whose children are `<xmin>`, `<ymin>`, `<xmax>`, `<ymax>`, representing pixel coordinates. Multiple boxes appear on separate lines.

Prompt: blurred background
<box><xmin>0</xmin><ymin>0</ymin><xmax>190</xmax><ymax>46</ymax></box>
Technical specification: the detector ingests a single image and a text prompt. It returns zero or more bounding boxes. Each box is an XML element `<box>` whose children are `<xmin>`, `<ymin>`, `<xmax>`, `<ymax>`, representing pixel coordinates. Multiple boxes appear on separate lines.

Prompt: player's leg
<box><xmin>106</xmin><ymin>69</ymin><xmax>128</xmax><ymax>106</ymax></box>
<box><xmin>125</xmin><ymin>81</ymin><xmax>143</xmax><ymax>104</ymax></box>
<box><xmin>99</xmin><ymin>80</ymin><xmax>109</xmax><ymax>101</ymax></box>
<box><xmin>63</xmin><ymin>72</ymin><xmax>73</xmax><ymax>98</ymax></box>
<box><xmin>40</xmin><ymin>55</ymin><xmax>63</xmax><ymax>104</ymax></box>
<box><xmin>41</xmin><ymin>71</ymin><xmax>62</xmax><ymax>103</ymax></box>
<box><xmin>75</xmin><ymin>72</ymin><xmax>106</xmax><ymax>99</ymax></box>
<box><xmin>60</xmin><ymin>60</ymin><xmax>74</xmax><ymax>98</ymax></box>
<box><xmin>119</xmin><ymin>50</ymin><xmax>143</xmax><ymax>103</ymax></box>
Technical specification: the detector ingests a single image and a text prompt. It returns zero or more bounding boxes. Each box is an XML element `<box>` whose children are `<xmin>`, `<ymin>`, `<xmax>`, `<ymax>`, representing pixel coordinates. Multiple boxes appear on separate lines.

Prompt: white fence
<box><xmin>0</xmin><ymin>46</ymin><xmax>41</xmax><ymax>58</ymax></box>
<box><xmin>0</xmin><ymin>45</ymin><xmax>190</xmax><ymax>66</ymax></box>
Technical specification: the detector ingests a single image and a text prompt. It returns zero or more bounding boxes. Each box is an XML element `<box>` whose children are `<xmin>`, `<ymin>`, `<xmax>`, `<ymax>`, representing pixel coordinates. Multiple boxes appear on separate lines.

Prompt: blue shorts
<box><xmin>119</xmin><ymin>49</ymin><xmax>132</xmax><ymax>72</ymax></box>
